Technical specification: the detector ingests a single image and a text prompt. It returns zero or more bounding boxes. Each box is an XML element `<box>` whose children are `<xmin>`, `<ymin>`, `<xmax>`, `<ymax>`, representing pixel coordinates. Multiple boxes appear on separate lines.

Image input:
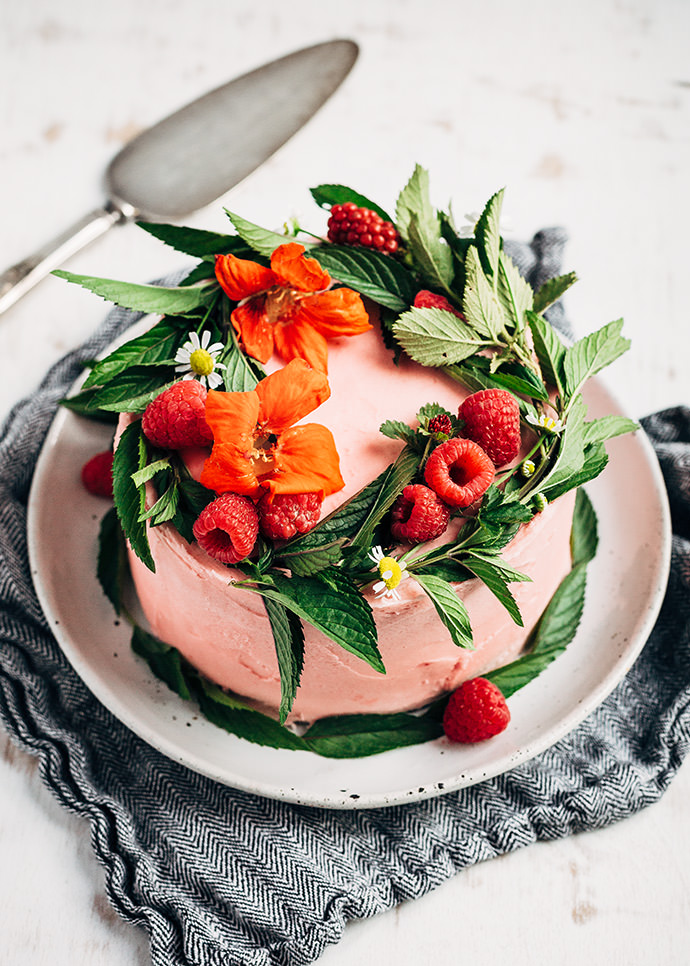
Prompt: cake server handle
<box><xmin>0</xmin><ymin>200</ymin><xmax>135</xmax><ymax>316</ymax></box>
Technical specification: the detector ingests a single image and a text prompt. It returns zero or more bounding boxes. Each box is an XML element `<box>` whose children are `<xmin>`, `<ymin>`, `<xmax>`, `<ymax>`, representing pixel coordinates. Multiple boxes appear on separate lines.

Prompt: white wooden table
<box><xmin>1</xmin><ymin>2</ymin><xmax>688</xmax><ymax>962</ymax></box>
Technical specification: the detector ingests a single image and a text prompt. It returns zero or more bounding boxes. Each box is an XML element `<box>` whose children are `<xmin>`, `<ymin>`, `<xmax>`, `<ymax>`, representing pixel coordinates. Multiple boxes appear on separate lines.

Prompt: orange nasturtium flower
<box><xmin>214</xmin><ymin>242</ymin><xmax>371</xmax><ymax>372</ymax></box>
<box><xmin>200</xmin><ymin>358</ymin><xmax>344</xmax><ymax>500</ymax></box>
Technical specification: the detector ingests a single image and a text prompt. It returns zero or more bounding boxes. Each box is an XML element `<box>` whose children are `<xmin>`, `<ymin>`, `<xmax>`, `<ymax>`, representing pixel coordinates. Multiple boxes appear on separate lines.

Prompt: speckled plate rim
<box><xmin>27</xmin><ymin>373</ymin><xmax>671</xmax><ymax>809</ymax></box>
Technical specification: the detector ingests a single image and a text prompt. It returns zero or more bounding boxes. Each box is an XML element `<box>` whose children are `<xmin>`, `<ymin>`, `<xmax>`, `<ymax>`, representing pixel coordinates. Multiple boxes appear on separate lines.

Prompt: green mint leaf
<box><xmin>310</xmin><ymin>245</ymin><xmax>416</xmax><ymax>312</ymax></box>
<box><xmin>542</xmin><ymin>441</ymin><xmax>609</xmax><ymax>503</ymax></box>
<box><xmin>395</xmin><ymin>163</ymin><xmax>432</xmax><ymax>241</ymax></box>
<box><xmin>461</xmin><ymin>553</ymin><xmax>529</xmax><ymax>626</ymax></box>
<box><xmin>309</xmin><ymin>184</ymin><xmax>393</xmax><ymax>222</ymax></box>
<box><xmin>90</xmin><ymin>367</ymin><xmax>175</xmax><ymax>413</ymax></box>
<box><xmin>563</xmin><ymin>319</ymin><xmax>631</xmax><ymax>400</ymax></box>
<box><xmin>571</xmin><ymin>488</ymin><xmax>598</xmax><ymax>566</ymax></box>
<box><xmin>131</xmin><ymin>458</ymin><xmax>171</xmax><ymax>488</ymax></box>
<box><xmin>349</xmin><ymin>446</ymin><xmax>420</xmax><ymax>549</ymax></box>
<box><xmin>532</xmin><ymin>271</ymin><xmax>578</xmax><ymax>314</ymax></box>
<box><xmin>535</xmin><ymin>394</ymin><xmax>587</xmax><ymax>497</ymax></box>
<box><xmin>447</xmin><ymin>357</ymin><xmax>549</xmax><ymax>401</ymax></box>
<box><xmin>60</xmin><ymin>387</ymin><xmax>119</xmax><ymax>423</ymax></box>
<box><xmin>393</xmin><ymin>306</ymin><xmax>491</xmax><ymax>367</ymax></box>
<box><xmin>220</xmin><ymin>326</ymin><xmax>264</xmax><ymax>391</ymax></box>
<box><xmin>582</xmin><ymin>414</ymin><xmax>639</xmax><ymax>445</ymax></box>
<box><xmin>137</xmin><ymin>222</ymin><xmax>253</xmax><ymax>258</ymax></box>
<box><xmin>497</xmin><ymin>250</ymin><xmax>533</xmax><ymax>333</ymax></box>
<box><xmin>303</xmin><ymin>711</ymin><xmax>443</xmax><ymax>758</ymax></box>
<box><xmin>112</xmin><ymin>421</ymin><xmax>154</xmax><ymax>572</ymax></box>
<box><xmin>225</xmin><ymin>210</ymin><xmax>301</xmax><ymax>257</ymax></box>
<box><xmin>279</xmin><ymin>541</ymin><xmax>344</xmax><ymax>577</ymax></box>
<box><xmin>485</xmin><ymin>563</ymin><xmax>588</xmax><ymax>698</ymax></box>
<box><xmin>395</xmin><ymin>165</ymin><xmax>454</xmax><ymax>290</ymax></box>
<box><xmin>140</xmin><ymin>478</ymin><xmax>179</xmax><ymax>525</ymax></box>
<box><xmin>96</xmin><ymin>507</ymin><xmax>128</xmax><ymax>615</ymax></box>
<box><xmin>52</xmin><ymin>270</ymin><xmax>216</xmax><ymax>316</ymax></box>
<box><xmin>379</xmin><ymin>419</ymin><xmax>418</xmax><ymax>446</ymax></box>
<box><xmin>474</xmin><ymin>188</ymin><xmax>504</xmax><ymax>280</ymax></box>
<box><xmin>462</xmin><ymin>245</ymin><xmax>505</xmax><ymax>340</ymax></box>
<box><xmin>413</xmin><ymin>573</ymin><xmax>474</xmax><ymax>649</ymax></box>
<box><xmin>413</xmin><ymin>559</ymin><xmax>472</xmax><ymax>583</ymax></box>
<box><xmin>196</xmin><ymin>682</ymin><xmax>306</xmax><ymax>750</ymax></box>
<box><xmin>245</xmin><ymin>569</ymin><xmax>384</xmax><ymax>673</ymax></box>
<box><xmin>83</xmin><ymin>317</ymin><xmax>188</xmax><ymax>390</ymax></box>
<box><xmin>131</xmin><ymin>625</ymin><xmax>191</xmax><ymax>698</ymax></box>
<box><xmin>527</xmin><ymin>310</ymin><xmax>567</xmax><ymax>396</ymax></box>
<box><xmin>263</xmin><ymin>597</ymin><xmax>304</xmax><ymax>724</ymax></box>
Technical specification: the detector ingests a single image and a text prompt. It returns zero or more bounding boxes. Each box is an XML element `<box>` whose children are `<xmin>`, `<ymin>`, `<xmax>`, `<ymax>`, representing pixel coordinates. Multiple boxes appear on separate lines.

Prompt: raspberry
<box><xmin>443</xmin><ymin>678</ymin><xmax>511</xmax><ymax>743</ymax></box>
<box><xmin>142</xmin><ymin>381</ymin><xmax>213</xmax><ymax>450</ymax></box>
<box><xmin>81</xmin><ymin>450</ymin><xmax>114</xmax><ymax>498</ymax></box>
<box><xmin>327</xmin><ymin>202</ymin><xmax>400</xmax><ymax>254</ymax></box>
<box><xmin>257</xmin><ymin>492</ymin><xmax>323</xmax><ymax>541</ymax></box>
<box><xmin>459</xmin><ymin>389</ymin><xmax>521</xmax><ymax>467</ymax></box>
<box><xmin>428</xmin><ymin>413</ymin><xmax>453</xmax><ymax>437</ymax></box>
<box><xmin>424</xmin><ymin>438</ymin><xmax>495</xmax><ymax>508</ymax></box>
<box><xmin>192</xmin><ymin>493</ymin><xmax>259</xmax><ymax>564</ymax></box>
<box><xmin>413</xmin><ymin>290</ymin><xmax>465</xmax><ymax>318</ymax></box>
<box><xmin>390</xmin><ymin>484</ymin><xmax>450</xmax><ymax>544</ymax></box>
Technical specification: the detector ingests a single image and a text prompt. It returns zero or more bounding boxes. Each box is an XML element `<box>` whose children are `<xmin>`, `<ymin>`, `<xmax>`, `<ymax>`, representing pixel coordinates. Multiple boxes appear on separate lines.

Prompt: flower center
<box><xmin>264</xmin><ymin>285</ymin><xmax>297</xmax><ymax>326</ymax></box>
<box><xmin>378</xmin><ymin>556</ymin><xmax>403</xmax><ymax>590</ymax></box>
<box><xmin>189</xmin><ymin>347</ymin><xmax>215</xmax><ymax>376</ymax></box>
<box><xmin>247</xmin><ymin>430</ymin><xmax>278</xmax><ymax>478</ymax></box>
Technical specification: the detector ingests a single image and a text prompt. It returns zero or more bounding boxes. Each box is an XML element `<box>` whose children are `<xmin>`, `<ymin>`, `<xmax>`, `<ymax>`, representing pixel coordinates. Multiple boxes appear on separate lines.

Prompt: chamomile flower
<box><xmin>175</xmin><ymin>330</ymin><xmax>226</xmax><ymax>390</ymax></box>
<box><xmin>457</xmin><ymin>210</ymin><xmax>514</xmax><ymax>239</ymax></box>
<box><xmin>368</xmin><ymin>546</ymin><xmax>409</xmax><ymax>601</ymax></box>
<box><xmin>526</xmin><ymin>411</ymin><xmax>565</xmax><ymax>435</ymax></box>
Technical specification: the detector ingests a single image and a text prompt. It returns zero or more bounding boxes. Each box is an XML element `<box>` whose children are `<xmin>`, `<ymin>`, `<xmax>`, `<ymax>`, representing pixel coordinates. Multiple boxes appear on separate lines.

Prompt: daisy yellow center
<box><xmin>541</xmin><ymin>416</ymin><xmax>557</xmax><ymax>431</ymax></box>
<box><xmin>378</xmin><ymin>556</ymin><xmax>403</xmax><ymax>590</ymax></box>
<box><xmin>189</xmin><ymin>347</ymin><xmax>215</xmax><ymax>376</ymax></box>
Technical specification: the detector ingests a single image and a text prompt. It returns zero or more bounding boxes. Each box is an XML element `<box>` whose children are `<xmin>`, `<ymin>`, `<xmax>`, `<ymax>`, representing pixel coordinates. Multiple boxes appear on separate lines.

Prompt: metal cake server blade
<box><xmin>0</xmin><ymin>39</ymin><xmax>358</xmax><ymax>315</ymax></box>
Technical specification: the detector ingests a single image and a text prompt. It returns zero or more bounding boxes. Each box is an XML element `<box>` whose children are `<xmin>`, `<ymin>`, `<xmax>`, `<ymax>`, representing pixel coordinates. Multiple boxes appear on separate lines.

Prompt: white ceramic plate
<box><xmin>27</xmin><ymin>377</ymin><xmax>671</xmax><ymax>809</ymax></box>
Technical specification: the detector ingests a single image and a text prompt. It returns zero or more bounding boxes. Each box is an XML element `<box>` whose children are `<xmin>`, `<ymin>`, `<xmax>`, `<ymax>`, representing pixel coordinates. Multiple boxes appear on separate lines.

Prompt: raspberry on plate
<box><xmin>81</xmin><ymin>450</ymin><xmax>114</xmax><ymax>498</ymax></box>
<box><xmin>442</xmin><ymin>677</ymin><xmax>511</xmax><ymax>743</ymax></box>
<box><xmin>390</xmin><ymin>484</ymin><xmax>450</xmax><ymax>544</ymax></box>
<box><xmin>424</xmin><ymin>438</ymin><xmax>495</xmax><ymax>508</ymax></box>
<box><xmin>142</xmin><ymin>381</ymin><xmax>213</xmax><ymax>450</ymax></box>
<box><xmin>459</xmin><ymin>389</ymin><xmax>521</xmax><ymax>467</ymax></box>
<box><xmin>192</xmin><ymin>493</ymin><xmax>259</xmax><ymax>564</ymax></box>
<box><xmin>257</xmin><ymin>492</ymin><xmax>323</xmax><ymax>541</ymax></box>
<box><xmin>327</xmin><ymin>202</ymin><xmax>400</xmax><ymax>254</ymax></box>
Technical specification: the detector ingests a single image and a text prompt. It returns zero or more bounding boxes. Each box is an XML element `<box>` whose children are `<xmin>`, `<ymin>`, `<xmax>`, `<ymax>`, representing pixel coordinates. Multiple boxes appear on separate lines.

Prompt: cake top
<box><xmin>62</xmin><ymin>165</ymin><xmax>637</xmax><ymax>752</ymax></box>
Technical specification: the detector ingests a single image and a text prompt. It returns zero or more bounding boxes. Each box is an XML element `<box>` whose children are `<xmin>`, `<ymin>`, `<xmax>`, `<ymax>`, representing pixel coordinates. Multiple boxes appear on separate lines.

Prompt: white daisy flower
<box><xmin>368</xmin><ymin>546</ymin><xmax>409</xmax><ymax>601</ymax></box>
<box><xmin>175</xmin><ymin>330</ymin><xmax>226</xmax><ymax>390</ymax></box>
<box><xmin>526</xmin><ymin>411</ymin><xmax>565</xmax><ymax>435</ymax></box>
<box><xmin>457</xmin><ymin>209</ymin><xmax>514</xmax><ymax>239</ymax></box>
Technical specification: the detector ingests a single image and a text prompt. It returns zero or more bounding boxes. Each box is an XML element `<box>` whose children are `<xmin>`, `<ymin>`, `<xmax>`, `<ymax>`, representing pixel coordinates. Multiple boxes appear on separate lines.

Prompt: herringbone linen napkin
<box><xmin>1</xmin><ymin>232</ymin><xmax>688</xmax><ymax>966</ymax></box>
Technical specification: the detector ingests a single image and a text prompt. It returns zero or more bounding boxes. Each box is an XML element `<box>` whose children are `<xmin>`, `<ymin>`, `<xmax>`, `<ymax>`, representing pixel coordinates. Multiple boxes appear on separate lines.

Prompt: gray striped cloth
<box><xmin>1</xmin><ymin>231</ymin><xmax>688</xmax><ymax>966</ymax></box>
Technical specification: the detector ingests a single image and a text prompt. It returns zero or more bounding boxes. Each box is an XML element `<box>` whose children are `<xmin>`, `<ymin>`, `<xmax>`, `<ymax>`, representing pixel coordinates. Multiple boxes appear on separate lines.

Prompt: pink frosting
<box><xmin>124</xmin><ymin>319</ymin><xmax>576</xmax><ymax>721</ymax></box>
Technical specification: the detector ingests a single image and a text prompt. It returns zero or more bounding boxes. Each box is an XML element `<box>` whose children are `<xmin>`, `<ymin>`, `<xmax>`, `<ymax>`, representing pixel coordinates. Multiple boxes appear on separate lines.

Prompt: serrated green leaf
<box><xmin>379</xmin><ymin>419</ymin><xmax>418</xmax><ymax>446</ymax></box>
<box><xmin>309</xmin><ymin>184</ymin><xmax>393</xmax><ymax>222</ymax></box>
<box><xmin>60</xmin><ymin>387</ymin><xmax>119</xmax><ymax>423</ymax></box>
<box><xmin>533</xmin><ymin>271</ymin><xmax>578</xmax><ymax>313</ymax></box>
<box><xmin>462</xmin><ymin>245</ymin><xmax>505</xmax><ymax>340</ymax></box>
<box><xmin>310</xmin><ymin>245</ymin><xmax>416</xmax><ymax>311</ymax></box>
<box><xmin>131</xmin><ymin>458</ymin><xmax>171</xmax><ymax>488</ymax></box>
<box><xmin>393</xmin><ymin>306</ymin><xmax>492</xmax><ymax>367</ymax></box>
<box><xmin>542</xmin><ymin>442</ymin><xmax>609</xmax><ymax>502</ymax></box>
<box><xmin>474</xmin><ymin>188</ymin><xmax>504</xmax><ymax>280</ymax></box>
<box><xmin>461</xmin><ymin>553</ymin><xmax>529</xmax><ymax>626</ymax></box>
<box><xmin>196</xmin><ymin>684</ymin><xmax>306</xmax><ymax>750</ymax></box>
<box><xmin>571</xmin><ymin>488</ymin><xmax>598</xmax><ymax>566</ymax></box>
<box><xmin>245</xmin><ymin>569</ymin><xmax>383</xmax><ymax>672</ymax></box>
<box><xmin>563</xmin><ymin>319</ymin><xmax>630</xmax><ymax>400</ymax></box>
<box><xmin>582</xmin><ymin>414</ymin><xmax>638</xmax><ymax>445</ymax></box>
<box><xmin>413</xmin><ymin>573</ymin><xmax>474</xmax><ymax>649</ymax></box>
<box><xmin>112</xmin><ymin>421</ymin><xmax>154</xmax><ymax>571</ymax></box>
<box><xmin>137</xmin><ymin>221</ymin><xmax>253</xmax><ymax>258</ymax></box>
<box><xmin>407</xmin><ymin>214</ymin><xmax>454</xmax><ymax>292</ymax></box>
<box><xmin>395</xmin><ymin>163</ymin><xmax>432</xmax><ymax>241</ymax></box>
<box><xmin>140</xmin><ymin>479</ymin><xmax>179</xmax><ymax>525</ymax></box>
<box><xmin>52</xmin><ymin>270</ymin><xmax>216</xmax><ymax>315</ymax></box>
<box><xmin>225</xmin><ymin>210</ymin><xmax>299</xmax><ymax>257</ymax></box>
<box><xmin>279</xmin><ymin>541</ymin><xmax>344</xmax><ymax>577</ymax></box>
<box><xmin>497</xmin><ymin>250</ymin><xmax>533</xmax><ymax>333</ymax></box>
<box><xmin>83</xmin><ymin>317</ymin><xmax>188</xmax><ymax>390</ymax></box>
<box><xmin>349</xmin><ymin>447</ymin><xmax>420</xmax><ymax>549</ymax></box>
<box><xmin>131</xmin><ymin>625</ymin><xmax>190</xmax><ymax>698</ymax></box>
<box><xmin>527</xmin><ymin>310</ymin><xmax>567</xmax><ymax>395</ymax></box>
<box><xmin>535</xmin><ymin>394</ymin><xmax>587</xmax><ymax>497</ymax></box>
<box><xmin>220</xmin><ymin>326</ymin><xmax>264</xmax><ymax>391</ymax></box>
<box><xmin>96</xmin><ymin>507</ymin><xmax>127</xmax><ymax>615</ymax></box>
<box><xmin>446</xmin><ymin>358</ymin><xmax>549</xmax><ymax>401</ymax></box>
<box><xmin>303</xmin><ymin>711</ymin><xmax>443</xmax><ymax>758</ymax></box>
<box><xmin>263</xmin><ymin>597</ymin><xmax>304</xmax><ymax>723</ymax></box>
<box><xmin>90</xmin><ymin>367</ymin><xmax>175</xmax><ymax>413</ymax></box>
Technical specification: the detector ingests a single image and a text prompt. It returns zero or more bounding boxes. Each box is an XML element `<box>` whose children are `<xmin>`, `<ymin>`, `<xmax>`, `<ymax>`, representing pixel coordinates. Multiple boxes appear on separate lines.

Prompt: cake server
<box><xmin>0</xmin><ymin>39</ymin><xmax>358</xmax><ymax>316</ymax></box>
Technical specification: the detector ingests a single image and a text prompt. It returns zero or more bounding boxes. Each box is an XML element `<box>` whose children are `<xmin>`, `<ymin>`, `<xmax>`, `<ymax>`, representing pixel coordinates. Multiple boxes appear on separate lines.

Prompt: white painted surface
<box><xmin>1</xmin><ymin>1</ymin><xmax>689</xmax><ymax>963</ymax></box>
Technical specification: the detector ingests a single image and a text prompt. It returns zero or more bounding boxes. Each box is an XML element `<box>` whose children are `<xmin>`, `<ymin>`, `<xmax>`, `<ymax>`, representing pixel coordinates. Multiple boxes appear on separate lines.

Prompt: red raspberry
<box><xmin>142</xmin><ymin>381</ymin><xmax>213</xmax><ymax>450</ymax></box>
<box><xmin>443</xmin><ymin>678</ymin><xmax>511</xmax><ymax>743</ymax></box>
<box><xmin>428</xmin><ymin>413</ymin><xmax>453</xmax><ymax>437</ymax></box>
<box><xmin>81</xmin><ymin>450</ymin><xmax>114</xmax><ymax>498</ymax></box>
<box><xmin>327</xmin><ymin>202</ymin><xmax>400</xmax><ymax>254</ymax></box>
<box><xmin>424</xmin><ymin>438</ymin><xmax>495</xmax><ymax>508</ymax></box>
<box><xmin>390</xmin><ymin>484</ymin><xmax>450</xmax><ymax>544</ymax></box>
<box><xmin>192</xmin><ymin>493</ymin><xmax>259</xmax><ymax>565</ymax></box>
<box><xmin>257</xmin><ymin>492</ymin><xmax>323</xmax><ymax>541</ymax></box>
<box><xmin>413</xmin><ymin>290</ymin><xmax>465</xmax><ymax>318</ymax></box>
<box><xmin>459</xmin><ymin>389</ymin><xmax>521</xmax><ymax>467</ymax></box>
